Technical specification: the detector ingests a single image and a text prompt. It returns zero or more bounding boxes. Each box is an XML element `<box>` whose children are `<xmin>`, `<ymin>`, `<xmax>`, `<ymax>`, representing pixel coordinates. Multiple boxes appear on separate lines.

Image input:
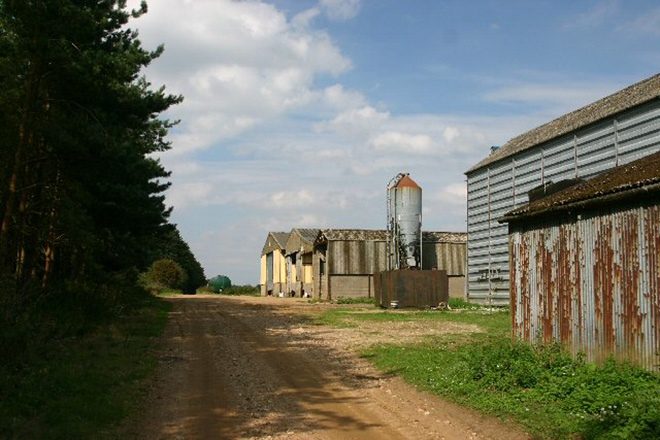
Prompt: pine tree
<box><xmin>0</xmin><ymin>1</ymin><xmax>181</xmax><ymax>299</ymax></box>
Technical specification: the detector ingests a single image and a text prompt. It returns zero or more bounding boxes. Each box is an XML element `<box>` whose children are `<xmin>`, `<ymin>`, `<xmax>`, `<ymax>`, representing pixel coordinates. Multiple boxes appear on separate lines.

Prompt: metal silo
<box><xmin>387</xmin><ymin>173</ymin><xmax>422</xmax><ymax>269</ymax></box>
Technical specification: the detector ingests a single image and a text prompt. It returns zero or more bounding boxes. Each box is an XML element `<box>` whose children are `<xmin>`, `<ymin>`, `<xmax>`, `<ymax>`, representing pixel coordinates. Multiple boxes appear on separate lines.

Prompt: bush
<box><xmin>140</xmin><ymin>259</ymin><xmax>187</xmax><ymax>293</ymax></box>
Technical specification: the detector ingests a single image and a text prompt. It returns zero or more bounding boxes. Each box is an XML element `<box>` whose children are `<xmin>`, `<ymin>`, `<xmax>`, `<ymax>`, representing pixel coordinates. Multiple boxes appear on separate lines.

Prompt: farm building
<box><xmin>260</xmin><ymin>231</ymin><xmax>290</xmax><ymax>296</ymax></box>
<box><xmin>312</xmin><ymin>229</ymin><xmax>466</xmax><ymax>300</ymax></box>
<box><xmin>284</xmin><ymin>228</ymin><xmax>320</xmax><ymax>297</ymax></box>
<box><xmin>466</xmin><ymin>73</ymin><xmax>660</xmax><ymax>304</ymax></box>
<box><xmin>501</xmin><ymin>150</ymin><xmax>660</xmax><ymax>371</ymax></box>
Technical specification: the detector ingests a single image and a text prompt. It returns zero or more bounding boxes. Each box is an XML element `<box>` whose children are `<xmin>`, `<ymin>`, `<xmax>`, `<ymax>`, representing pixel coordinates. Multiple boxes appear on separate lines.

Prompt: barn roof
<box><xmin>285</xmin><ymin>228</ymin><xmax>321</xmax><ymax>255</ymax></box>
<box><xmin>315</xmin><ymin>229</ymin><xmax>466</xmax><ymax>244</ymax></box>
<box><xmin>270</xmin><ymin>232</ymin><xmax>290</xmax><ymax>248</ymax></box>
<box><xmin>467</xmin><ymin>73</ymin><xmax>660</xmax><ymax>174</ymax></box>
<box><xmin>422</xmin><ymin>231</ymin><xmax>468</xmax><ymax>243</ymax></box>
<box><xmin>501</xmin><ymin>150</ymin><xmax>660</xmax><ymax>222</ymax></box>
<box><xmin>261</xmin><ymin>231</ymin><xmax>290</xmax><ymax>255</ymax></box>
<box><xmin>319</xmin><ymin>229</ymin><xmax>388</xmax><ymax>241</ymax></box>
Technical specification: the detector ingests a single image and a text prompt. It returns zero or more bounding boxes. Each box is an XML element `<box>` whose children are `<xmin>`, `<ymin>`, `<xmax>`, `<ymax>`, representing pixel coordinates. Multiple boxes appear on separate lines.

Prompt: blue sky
<box><xmin>127</xmin><ymin>0</ymin><xmax>660</xmax><ymax>284</ymax></box>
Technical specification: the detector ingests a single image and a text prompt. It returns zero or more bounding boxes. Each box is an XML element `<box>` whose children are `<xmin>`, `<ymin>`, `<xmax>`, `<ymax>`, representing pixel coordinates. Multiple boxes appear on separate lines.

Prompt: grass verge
<box><xmin>319</xmin><ymin>307</ymin><xmax>660</xmax><ymax>439</ymax></box>
<box><xmin>0</xmin><ymin>294</ymin><xmax>171</xmax><ymax>439</ymax></box>
<box><xmin>334</xmin><ymin>296</ymin><xmax>376</xmax><ymax>305</ymax></box>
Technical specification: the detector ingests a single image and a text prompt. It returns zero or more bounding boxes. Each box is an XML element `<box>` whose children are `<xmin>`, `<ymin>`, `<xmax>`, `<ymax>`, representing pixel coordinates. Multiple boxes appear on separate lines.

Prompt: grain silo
<box><xmin>387</xmin><ymin>173</ymin><xmax>422</xmax><ymax>270</ymax></box>
<box><xmin>377</xmin><ymin>173</ymin><xmax>448</xmax><ymax>308</ymax></box>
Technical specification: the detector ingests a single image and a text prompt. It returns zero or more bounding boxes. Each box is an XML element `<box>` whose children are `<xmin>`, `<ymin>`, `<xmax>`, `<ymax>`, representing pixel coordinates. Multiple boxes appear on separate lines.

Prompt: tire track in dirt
<box><xmin>125</xmin><ymin>295</ymin><xmax>530</xmax><ymax>440</ymax></box>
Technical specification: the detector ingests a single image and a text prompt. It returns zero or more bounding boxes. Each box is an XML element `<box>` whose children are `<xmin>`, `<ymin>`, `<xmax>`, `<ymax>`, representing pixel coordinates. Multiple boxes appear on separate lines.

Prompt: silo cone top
<box><xmin>395</xmin><ymin>174</ymin><xmax>421</xmax><ymax>189</ymax></box>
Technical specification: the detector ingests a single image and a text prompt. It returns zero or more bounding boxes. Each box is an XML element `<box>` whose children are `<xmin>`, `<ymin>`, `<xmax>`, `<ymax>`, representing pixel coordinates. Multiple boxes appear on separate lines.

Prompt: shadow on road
<box><xmin>137</xmin><ymin>296</ymin><xmax>393</xmax><ymax>439</ymax></box>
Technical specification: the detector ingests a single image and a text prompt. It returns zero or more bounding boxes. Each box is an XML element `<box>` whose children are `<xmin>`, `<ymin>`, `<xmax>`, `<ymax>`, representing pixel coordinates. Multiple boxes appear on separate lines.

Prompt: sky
<box><xmin>126</xmin><ymin>0</ymin><xmax>660</xmax><ymax>284</ymax></box>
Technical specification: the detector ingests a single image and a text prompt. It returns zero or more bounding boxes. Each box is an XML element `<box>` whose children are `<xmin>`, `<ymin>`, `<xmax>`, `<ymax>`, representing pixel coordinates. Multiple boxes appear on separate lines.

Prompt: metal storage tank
<box><xmin>387</xmin><ymin>173</ymin><xmax>422</xmax><ymax>269</ymax></box>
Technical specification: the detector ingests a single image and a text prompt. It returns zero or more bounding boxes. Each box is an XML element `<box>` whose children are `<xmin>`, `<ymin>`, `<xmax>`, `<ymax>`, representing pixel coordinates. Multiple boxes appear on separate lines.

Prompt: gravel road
<box><xmin>126</xmin><ymin>295</ymin><xmax>529</xmax><ymax>440</ymax></box>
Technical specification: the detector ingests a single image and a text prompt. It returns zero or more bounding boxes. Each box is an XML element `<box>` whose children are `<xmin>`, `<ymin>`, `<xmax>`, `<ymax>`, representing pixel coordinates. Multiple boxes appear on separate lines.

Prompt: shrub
<box><xmin>141</xmin><ymin>259</ymin><xmax>187</xmax><ymax>293</ymax></box>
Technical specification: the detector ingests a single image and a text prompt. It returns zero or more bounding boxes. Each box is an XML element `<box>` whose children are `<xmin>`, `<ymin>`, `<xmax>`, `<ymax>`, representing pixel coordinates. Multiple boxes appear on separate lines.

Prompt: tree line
<box><xmin>0</xmin><ymin>0</ymin><xmax>204</xmax><ymax>345</ymax></box>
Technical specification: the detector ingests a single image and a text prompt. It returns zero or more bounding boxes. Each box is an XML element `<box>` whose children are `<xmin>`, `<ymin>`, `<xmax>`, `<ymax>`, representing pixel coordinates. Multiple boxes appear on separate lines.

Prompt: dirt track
<box><xmin>126</xmin><ymin>295</ymin><xmax>529</xmax><ymax>439</ymax></box>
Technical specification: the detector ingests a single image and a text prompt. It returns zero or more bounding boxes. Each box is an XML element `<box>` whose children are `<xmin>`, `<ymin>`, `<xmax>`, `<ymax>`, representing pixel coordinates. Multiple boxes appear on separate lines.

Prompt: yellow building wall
<box><xmin>281</xmin><ymin>253</ymin><xmax>288</xmax><ymax>283</ymax></box>
<box><xmin>281</xmin><ymin>253</ymin><xmax>287</xmax><ymax>283</ymax></box>
<box><xmin>304</xmin><ymin>264</ymin><xmax>312</xmax><ymax>284</ymax></box>
<box><xmin>291</xmin><ymin>263</ymin><xmax>297</xmax><ymax>283</ymax></box>
<box><xmin>272</xmin><ymin>252</ymin><xmax>281</xmax><ymax>283</ymax></box>
<box><xmin>260</xmin><ymin>255</ymin><xmax>266</xmax><ymax>285</ymax></box>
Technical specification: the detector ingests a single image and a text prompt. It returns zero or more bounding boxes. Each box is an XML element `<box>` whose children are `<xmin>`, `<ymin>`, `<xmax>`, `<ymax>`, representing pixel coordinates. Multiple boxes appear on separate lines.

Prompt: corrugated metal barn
<box><xmin>313</xmin><ymin>229</ymin><xmax>466</xmax><ymax>300</ymax></box>
<box><xmin>502</xmin><ymin>151</ymin><xmax>660</xmax><ymax>371</ymax></box>
<box><xmin>260</xmin><ymin>232</ymin><xmax>290</xmax><ymax>296</ymax></box>
<box><xmin>285</xmin><ymin>228</ymin><xmax>319</xmax><ymax>297</ymax></box>
<box><xmin>466</xmin><ymin>73</ymin><xmax>660</xmax><ymax>304</ymax></box>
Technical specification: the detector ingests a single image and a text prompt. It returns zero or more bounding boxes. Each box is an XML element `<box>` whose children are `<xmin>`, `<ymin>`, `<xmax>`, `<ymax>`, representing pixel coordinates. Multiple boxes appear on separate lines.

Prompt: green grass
<box><xmin>0</xmin><ymin>295</ymin><xmax>171</xmax><ymax>439</ymax></box>
<box><xmin>213</xmin><ymin>284</ymin><xmax>261</xmax><ymax>296</ymax></box>
<box><xmin>318</xmin><ymin>307</ymin><xmax>660</xmax><ymax>439</ymax></box>
<box><xmin>334</xmin><ymin>296</ymin><xmax>376</xmax><ymax>305</ymax></box>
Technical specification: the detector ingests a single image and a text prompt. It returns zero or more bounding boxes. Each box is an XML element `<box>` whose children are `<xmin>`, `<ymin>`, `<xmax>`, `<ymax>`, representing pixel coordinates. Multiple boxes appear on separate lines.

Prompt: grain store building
<box><xmin>260</xmin><ymin>231</ymin><xmax>290</xmax><ymax>296</ymax></box>
<box><xmin>501</xmin><ymin>150</ymin><xmax>660</xmax><ymax>371</ymax></box>
<box><xmin>466</xmin><ymin>73</ymin><xmax>660</xmax><ymax>305</ymax></box>
<box><xmin>313</xmin><ymin>229</ymin><xmax>467</xmax><ymax>300</ymax></box>
<box><xmin>284</xmin><ymin>228</ymin><xmax>319</xmax><ymax>297</ymax></box>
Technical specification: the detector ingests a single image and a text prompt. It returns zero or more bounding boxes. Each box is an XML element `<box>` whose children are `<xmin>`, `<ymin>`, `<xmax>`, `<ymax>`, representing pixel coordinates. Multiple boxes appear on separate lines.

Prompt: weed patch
<box><xmin>364</xmin><ymin>338</ymin><xmax>660</xmax><ymax>439</ymax></box>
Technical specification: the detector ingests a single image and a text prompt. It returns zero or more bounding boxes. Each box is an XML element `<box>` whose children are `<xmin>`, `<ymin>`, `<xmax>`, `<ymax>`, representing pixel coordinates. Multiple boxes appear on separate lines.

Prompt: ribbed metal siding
<box><xmin>422</xmin><ymin>242</ymin><xmax>466</xmax><ymax>275</ymax></box>
<box><xmin>329</xmin><ymin>240</ymin><xmax>466</xmax><ymax>276</ymax></box>
<box><xmin>467</xmin><ymin>99</ymin><xmax>660</xmax><ymax>304</ymax></box>
<box><xmin>329</xmin><ymin>241</ymin><xmax>387</xmax><ymax>275</ymax></box>
<box><xmin>510</xmin><ymin>203</ymin><xmax>660</xmax><ymax>371</ymax></box>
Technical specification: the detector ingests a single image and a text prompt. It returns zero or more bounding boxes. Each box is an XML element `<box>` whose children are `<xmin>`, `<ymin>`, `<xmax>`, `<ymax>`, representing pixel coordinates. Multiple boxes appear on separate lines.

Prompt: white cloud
<box><xmin>564</xmin><ymin>0</ymin><xmax>618</xmax><ymax>29</ymax></box>
<box><xmin>483</xmin><ymin>82</ymin><xmax>618</xmax><ymax>111</ymax></box>
<box><xmin>619</xmin><ymin>7</ymin><xmax>660</xmax><ymax>36</ymax></box>
<box><xmin>130</xmin><ymin>0</ymin><xmax>353</xmax><ymax>155</ymax></box>
<box><xmin>370</xmin><ymin>131</ymin><xmax>435</xmax><ymax>154</ymax></box>
<box><xmin>167</xmin><ymin>182</ymin><xmax>213</xmax><ymax>209</ymax></box>
<box><xmin>320</xmin><ymin>0</ymin><xmax>361</xmax><ymax>21</ymax></box>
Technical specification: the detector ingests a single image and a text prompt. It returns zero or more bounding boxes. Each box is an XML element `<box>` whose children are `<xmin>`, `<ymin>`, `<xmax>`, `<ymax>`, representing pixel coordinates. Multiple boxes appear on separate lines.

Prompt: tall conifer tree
<box><xmin>0</xmin><ymin>1</ymin><xmax>181</xmax><ymax>295</ymax></box>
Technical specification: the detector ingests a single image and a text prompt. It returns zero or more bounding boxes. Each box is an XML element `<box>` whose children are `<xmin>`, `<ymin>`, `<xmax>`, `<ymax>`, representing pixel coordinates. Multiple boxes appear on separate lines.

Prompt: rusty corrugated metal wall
<box><xmin>509</xmin><ymin>203</ymin><xmax>660</xmax><ymax>371</ymax></box>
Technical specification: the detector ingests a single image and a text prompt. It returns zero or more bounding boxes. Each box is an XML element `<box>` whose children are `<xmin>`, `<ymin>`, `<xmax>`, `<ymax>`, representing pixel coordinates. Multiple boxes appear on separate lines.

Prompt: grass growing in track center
<box><xmin>318</xmin><ymin>305</ymin><xmax>660</xmax><ymax>439</ymax></box>
<box><xmin>0</xmin><ymin>294</ymin><xmax>171</xmax><ymax>439</ymax></box>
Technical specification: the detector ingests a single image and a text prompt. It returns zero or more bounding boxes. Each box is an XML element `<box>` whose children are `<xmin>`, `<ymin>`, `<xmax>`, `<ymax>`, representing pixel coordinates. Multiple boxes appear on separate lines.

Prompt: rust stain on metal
<box><xmin>558</xmin><ymin>225</ymin><xmax>573</xmax><ymax>345</ymax></box>
<box><xmin>508</xmin><ymin>203</ymin><xmax>660</xmax><ymax>371</ymax></box>
<box><xmin>521</xmin><ymin>233</ymin><xmax>531</xmax><ymax>341</ymax></box>
<box><xmin>621</xmin><ymin>212</ymin><xmax>640</xmax><ymax>355</ymax></box>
